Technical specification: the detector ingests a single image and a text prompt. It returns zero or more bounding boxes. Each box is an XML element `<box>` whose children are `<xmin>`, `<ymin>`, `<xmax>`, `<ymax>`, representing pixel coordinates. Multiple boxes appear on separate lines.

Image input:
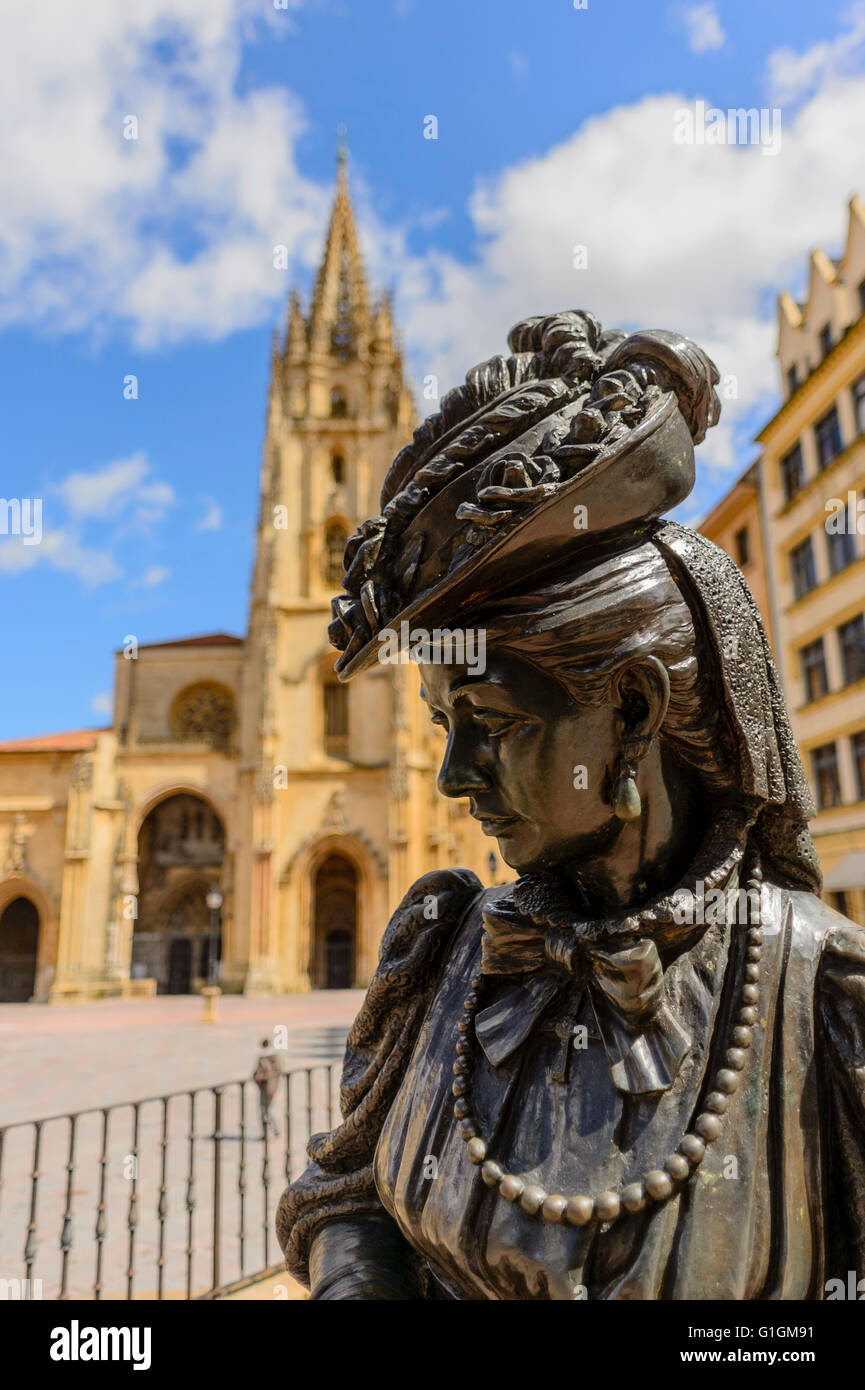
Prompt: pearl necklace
<box><xmin>451</xmin><ymin>861</ymin><xmax>763</xmax><ymax>1227</ymax></box>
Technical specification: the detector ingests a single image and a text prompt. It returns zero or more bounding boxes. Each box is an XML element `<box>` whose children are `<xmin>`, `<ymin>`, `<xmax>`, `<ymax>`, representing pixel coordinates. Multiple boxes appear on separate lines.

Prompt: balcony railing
<box><xmin>0</xmin><ymin>1062</ymin><xmax>340</xmax><ymax>1300</ymax></box>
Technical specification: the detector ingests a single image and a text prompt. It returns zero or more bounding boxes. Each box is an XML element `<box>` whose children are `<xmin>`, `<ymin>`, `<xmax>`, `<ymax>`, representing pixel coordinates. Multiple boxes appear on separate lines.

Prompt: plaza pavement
<box><xmin>0</xmin><ymin>991</ymin><xmax>360</xmax><ymax>1301</ymax></box>
<box><xmin>0</xmin><ymin>990</ymin><xmax>361</xmax><ymax>1125</ymax></box>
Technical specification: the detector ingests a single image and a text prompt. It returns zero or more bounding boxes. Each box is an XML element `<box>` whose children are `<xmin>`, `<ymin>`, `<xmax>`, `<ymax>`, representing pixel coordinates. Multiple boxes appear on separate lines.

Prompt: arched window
<box><xmin>331</xmin><ymin>453</ymin><xmax>345</xmax><ymax>485</ymax></box>
<box><xmin>323</xmin><ymin>676</ymin><xmax>349</xmax><ymax>758</ymax></box>
<box><xmin>330</xmin><ymin>388</ymin><xmax>348</xmax><ymax>419</ymax></box>
<box><xmin>324</xmin><ymin>522</ymin><xmax>348</xmax><ymax>586</ymax></box>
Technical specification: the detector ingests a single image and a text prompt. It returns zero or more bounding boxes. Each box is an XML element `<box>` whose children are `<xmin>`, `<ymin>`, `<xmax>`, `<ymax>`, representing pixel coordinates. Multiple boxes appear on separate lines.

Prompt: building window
<box><xmin>799</xmin><ymin>638</ymin><xmax>829</xmax><ymax>703</ymax></box>
<box><xmin>853</xmin><ymin>373</ymin><xmax>865</xmax><ymax>433</ymax></box>
<box><xmin>830</xmin><ymin>891</ymin><xmax>850</xmax><ymax>917</ymax></box>
<box><xmin>790</xmin><ymin>535</ymin><xmax>817</xmax><ymax>599</ymax></box>
<box><xmin>826</xmin><ymin>523</ymin><xmax>857</xmax><ymax>576</ymax></box>
<box><xmin>324</xmin><ymin>522</ymin><xmax>348</xmax><ymax>585</ymax></box>
<box><xmin>330</xmin><ymin>388</ymin><xmax>348</xmax><ymax>419</ymax></box>
<box><xmin>323</xmin><ymin>681</ymin><xmax>348</xmax><ymax>757</ymax></box>
<box><xmin>786</xmin><ymin>364</ymin><xmax>799</xmax><ymax>396</ymax></box>
<box><xmin>815</xmin><ymin>405</ymin><xmax>843</xmax><ymax>469</ymax></box>
<box><xmin>838</xmin><ymin>613</ymin><xmax>865</xmax><ymax>685</ymax></box>
<box><xmin>331</xmin><ymin>453</ymin><xmax>345</xmax><ymax>485</ymax></box>
<box><xmin>853</xmin><ymin>730</ymin><xmax>865</xmax><ymax>800</ymax></box>
<box><xmin>780</xmin><ymin>442</ymin><xmax>804</xmax><ymax>502</ymax></box>
<box><xmin>170</xmin><ymin>682</ymin><xmax>235</xmax><ymax>748</ymax></box>
<box><xmin>819</xmin><ymin>323</ymin><xmax>833</xmax><ymax>359</ymax></box>
<box><xmin>734</xmin><ymin>526</ymin><xmax>750</xmax><ymax>567</ymax></box>
<box><xmin>812</xmin><ymin>742</ymin><xmax>842</xmax><ymax>810</ymax></box>
<box><xmin>859</xmin><ymin>277</ymin><xmax>865</xmax><ymax>314</ymax></box>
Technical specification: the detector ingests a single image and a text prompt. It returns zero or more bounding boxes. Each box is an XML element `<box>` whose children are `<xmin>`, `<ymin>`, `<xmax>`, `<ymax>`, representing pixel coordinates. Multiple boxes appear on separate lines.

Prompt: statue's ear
<box><xmin>610</xmin><ymin>656</ymin><xmax>671</xmax><ymax>745</ymax></box>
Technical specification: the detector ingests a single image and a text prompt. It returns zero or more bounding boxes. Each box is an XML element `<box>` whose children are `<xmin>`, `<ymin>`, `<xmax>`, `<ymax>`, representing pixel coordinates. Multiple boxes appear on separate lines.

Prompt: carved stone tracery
<box><xmin>170</xmin><ymin>683</ymin><xmax>235</xmax><ymax>748</ymax></box>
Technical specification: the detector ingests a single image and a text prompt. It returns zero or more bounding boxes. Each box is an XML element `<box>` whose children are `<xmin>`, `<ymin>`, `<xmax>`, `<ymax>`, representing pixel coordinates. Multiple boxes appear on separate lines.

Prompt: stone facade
<box><xmin>0</xmin><ymin>159</ymin><xmax>507</xmax><ymax>1002</ymax></box>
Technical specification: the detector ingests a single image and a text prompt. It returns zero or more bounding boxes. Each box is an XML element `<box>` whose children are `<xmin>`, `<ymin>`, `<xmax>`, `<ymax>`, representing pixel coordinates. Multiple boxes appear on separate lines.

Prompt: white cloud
<box><xmin>1</xmin><ymin>1</ymin><xmax>863</xmax><ymax>532</ymax></box>
<box><xmin>195</xmin><ymin>497</ymin><xmax>223</xmax><ymax>532</ymax></box>
<box><xmin>92</xmin><ymin>692</ymin><xmax>113</xmax><ymax>715</ymax></box>
<box><xmin>0</xmin><ymin>0</ymin><xmax>325</xmax><ymax>346</ymax></box>
<box><xmin>767</xmin><ymin>2</ymin><xmax>865</xmax><ymax>103</ymax></box>
<box><xmin>0</xmin><ymin>453</ymin><xmax>175</xmax><ymax>585</ymax></box>
<box><xmin>682</xmin><ymin>3</ymin><xmax>725</xmax><ymax>55</ymax></box>
<box><xmin>57</xmin><ymin>453</ymin><xmax>174</xmax><ymax>523</ymax></box>
<box><xmin>383</xmin><ymin>62</ymin><xmax>865</xmax><ymax>512</ymax></box>
<box><xmin>132</xmin><ymin>565</ymin><xmax>171</xmax><ymax>588</ymax></box>
<box><xmin>0</xmin><ymin>529</ymin><xmax>122</xmax><ymax>585</ymax></box>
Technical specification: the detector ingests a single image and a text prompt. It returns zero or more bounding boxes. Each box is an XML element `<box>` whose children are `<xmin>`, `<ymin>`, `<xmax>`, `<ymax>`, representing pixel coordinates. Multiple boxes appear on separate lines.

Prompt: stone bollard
<box><xmin>201</xmin><ymin>985</ymin><xmax>221</xmax><ymax>1024</ymax></box>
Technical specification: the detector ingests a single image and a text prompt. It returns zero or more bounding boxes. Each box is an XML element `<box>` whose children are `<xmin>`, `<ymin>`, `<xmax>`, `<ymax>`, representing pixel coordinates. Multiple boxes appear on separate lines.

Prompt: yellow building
<box><xmin>0</xmin><ymin>158</ymin><xmax>506</xmax><ymax>1003</ymax></box>
<box><xmin>757</xmin><ymin>196</ymin><xmax>865</xmax><ymax>925</ymax></box>
<box><xmin>697</xmin><ymin>462</ymin><xmax>775</xmax><ymax>648</ymax></box>
<box><xmin>704</xmin><ymin>196</ymin><xmax>865</xmax><ymax>925</ymax></box>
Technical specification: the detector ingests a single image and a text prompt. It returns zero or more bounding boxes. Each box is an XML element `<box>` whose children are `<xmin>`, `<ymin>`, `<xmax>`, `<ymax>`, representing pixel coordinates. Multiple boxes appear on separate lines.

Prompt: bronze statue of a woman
<box><xmin>277</xmin><ymin>310</ymin><xmax>865</xmax><ymax>1300</ymax></box>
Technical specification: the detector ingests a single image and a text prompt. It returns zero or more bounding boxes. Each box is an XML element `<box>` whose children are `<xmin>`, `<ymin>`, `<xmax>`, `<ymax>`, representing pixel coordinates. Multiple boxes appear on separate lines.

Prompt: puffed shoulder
<box><xmin>815</xmin><ymin>903</ymin><xmax>865</xmax><ymax>1102</ymax></box>
<box><xmin>346</xmin><ymin>868</ymin><xmax>483</xmax><ymax>1050</ymax></box>
<box><xmin>276</xmin><ymin>867</ymin><xmax>483</xmax><ymax>1285</ymax></box>
<box><xmin>808</xmin><ymin>901</ymin><xmax>865</xmax><ymax>1272</ymax></box>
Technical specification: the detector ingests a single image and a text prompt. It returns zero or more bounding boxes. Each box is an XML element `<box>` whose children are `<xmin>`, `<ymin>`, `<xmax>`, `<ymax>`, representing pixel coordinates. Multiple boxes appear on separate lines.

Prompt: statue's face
<box><xmin>419</xmin><ymin>650</ymin><xmax>621</xmax><ymax>874</ymax></box>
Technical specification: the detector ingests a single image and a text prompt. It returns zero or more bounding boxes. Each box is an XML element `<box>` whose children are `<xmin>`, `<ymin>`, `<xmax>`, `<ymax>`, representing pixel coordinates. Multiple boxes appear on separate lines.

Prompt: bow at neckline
<box><xmin>474</xmin><ymin>812</ymin><xmax>749</xmax><ymax>1095</ymax></box>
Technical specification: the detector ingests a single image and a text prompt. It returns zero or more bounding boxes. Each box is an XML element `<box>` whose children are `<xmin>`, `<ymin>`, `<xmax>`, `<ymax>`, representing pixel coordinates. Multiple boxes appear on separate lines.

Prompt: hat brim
<box><xmin>336</xmin><ymin>391</ymin><xmax>694</xmax><ymax>679</ymax></box>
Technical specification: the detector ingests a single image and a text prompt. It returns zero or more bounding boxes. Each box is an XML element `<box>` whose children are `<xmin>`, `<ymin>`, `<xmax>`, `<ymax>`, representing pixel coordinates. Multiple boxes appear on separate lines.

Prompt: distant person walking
<box><xmin>252</xmin><ymin>1037</ymin><xmax>281</xmax><ymax>1137</ymax></box>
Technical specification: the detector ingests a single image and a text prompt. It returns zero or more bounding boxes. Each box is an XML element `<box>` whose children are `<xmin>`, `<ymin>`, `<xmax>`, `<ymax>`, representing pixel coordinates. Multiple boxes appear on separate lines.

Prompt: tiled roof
<box><xmin>0</xmin><ymin>729</ymin><xmax>107</xmax><ymax>753</ymax></box>
<box><xmin>130</xmin><ymin>633</ymin><xmax>244</xmax><ymax>651</ymax></box>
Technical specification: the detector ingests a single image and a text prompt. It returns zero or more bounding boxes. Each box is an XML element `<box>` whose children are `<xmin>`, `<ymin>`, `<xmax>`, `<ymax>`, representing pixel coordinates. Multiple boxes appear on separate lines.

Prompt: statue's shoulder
<box><xmin>375</xmin><ymin>867</ymin><xmax>484</xmax><ymax>966</ymax></box>
<box><xmin>360</xmin><ymin>869</ymin><xmax>484</xmax><ymax>1017</ymax></box>
<box><xmin>784</xmin><ymin>886</ymin><xmax>865</xmax><ymax>971</ymax></box>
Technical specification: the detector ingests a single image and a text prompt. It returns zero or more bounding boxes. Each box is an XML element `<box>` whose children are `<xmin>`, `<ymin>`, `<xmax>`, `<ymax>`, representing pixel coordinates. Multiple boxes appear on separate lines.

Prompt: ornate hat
<box><xmin>329</xmin><ymin>310</ymin><xmax>721</xmax><ymax>678</ymax></box>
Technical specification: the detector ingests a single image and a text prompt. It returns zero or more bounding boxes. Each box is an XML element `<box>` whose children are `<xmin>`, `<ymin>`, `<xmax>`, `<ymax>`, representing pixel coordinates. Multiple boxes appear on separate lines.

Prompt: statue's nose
<box><xmin>437</xmin><ymin>730</ymin><xmax>492</xmax><ymax>799</ymax></box>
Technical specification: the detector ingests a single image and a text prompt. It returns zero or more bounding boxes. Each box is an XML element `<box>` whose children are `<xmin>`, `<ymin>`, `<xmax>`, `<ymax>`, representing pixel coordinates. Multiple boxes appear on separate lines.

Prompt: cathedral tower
<box><xmin>235</xmin><ymin>150</ymin><xmax>420</xmax><ymax>992</ymax></box>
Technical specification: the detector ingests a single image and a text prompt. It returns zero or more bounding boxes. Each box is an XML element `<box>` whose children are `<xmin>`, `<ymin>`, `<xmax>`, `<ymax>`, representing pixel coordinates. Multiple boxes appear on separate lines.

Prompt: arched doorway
<box><xmin>0</xmin><ymin>896</ymin><xmax>40</xmax><ymax>1002</ymax></box>
<box><xmin>313</xmin><ymin>854</ymin><xmax>357</xmax><ymax>989</ymax></box>
<box><xmin>133</xmin><ymin>793</ymin><xmax>225</xmax><ymax>994</ymax></box>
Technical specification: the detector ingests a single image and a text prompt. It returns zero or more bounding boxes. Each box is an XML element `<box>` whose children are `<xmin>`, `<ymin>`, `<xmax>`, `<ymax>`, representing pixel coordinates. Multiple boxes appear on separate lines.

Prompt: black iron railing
<box><xmin>0</xmin><ymin>1062</ymin><xmax>340</xmax><ymax>1300</ymax></box>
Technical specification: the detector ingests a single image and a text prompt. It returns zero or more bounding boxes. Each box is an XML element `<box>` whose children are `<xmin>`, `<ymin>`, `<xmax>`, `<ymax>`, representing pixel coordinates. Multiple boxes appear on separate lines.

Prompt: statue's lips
<box><xmin>473</xmin><ymin>811</ymin><xmax>522</xmax><ymax>836</ymax></box>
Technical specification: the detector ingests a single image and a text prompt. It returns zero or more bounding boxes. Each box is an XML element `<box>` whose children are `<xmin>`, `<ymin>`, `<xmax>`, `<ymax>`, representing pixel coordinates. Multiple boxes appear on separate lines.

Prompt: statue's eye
<box><xmin>429</xmin><ymin>711</ymin><xmax>448</xmax><ymax>730</ymax></box>
<box><xmin>474</xmin><ymin>710</ymin><xmax>521</xmax><ymax>739</ymax></box>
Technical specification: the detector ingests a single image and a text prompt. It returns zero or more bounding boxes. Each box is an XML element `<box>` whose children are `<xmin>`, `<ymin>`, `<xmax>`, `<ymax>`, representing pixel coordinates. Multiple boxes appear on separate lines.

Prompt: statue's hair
<box><xmin>469</xmin><ymin>537</ymin><xmax>741</xmax><ymax>796</ymax></box>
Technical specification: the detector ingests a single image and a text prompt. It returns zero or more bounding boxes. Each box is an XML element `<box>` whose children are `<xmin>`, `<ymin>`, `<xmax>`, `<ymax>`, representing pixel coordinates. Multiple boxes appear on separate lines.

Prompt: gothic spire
<box><xmin>285</xmin><ymin>289</ymin><xmax>306</xmax><ymax>361</ymax></box>
<box><xmin>307</xmin><ymin>144</ymin><xmax>372</xmax><ymax>360</ymax></box>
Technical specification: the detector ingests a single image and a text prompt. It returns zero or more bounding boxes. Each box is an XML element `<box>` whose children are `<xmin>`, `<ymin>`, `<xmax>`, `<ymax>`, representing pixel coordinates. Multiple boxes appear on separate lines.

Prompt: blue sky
<box><xmin>1</xmin><ymin>0</ymin><xmax>864</xmax><ymax>738</ymax></box>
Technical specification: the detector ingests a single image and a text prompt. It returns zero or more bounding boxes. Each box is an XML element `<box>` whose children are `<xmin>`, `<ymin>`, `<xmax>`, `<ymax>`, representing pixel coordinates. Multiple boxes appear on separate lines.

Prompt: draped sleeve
<box><xmin>276</xmin><ymin>867</ymin><xmax>482</xmax><ymax>1297</ymax></box>
<box><xmin>817</xmin><ymin>914</ymin><xmax>865</xmax><ymax>1281</ymax></box>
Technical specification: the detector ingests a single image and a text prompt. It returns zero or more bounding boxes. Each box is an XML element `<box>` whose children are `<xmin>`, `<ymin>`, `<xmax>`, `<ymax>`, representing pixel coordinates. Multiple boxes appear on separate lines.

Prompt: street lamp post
<box><xmin>202</xmin><ymin>886</ymin><xmax>223</xmax><ymax>1023</ymax></box>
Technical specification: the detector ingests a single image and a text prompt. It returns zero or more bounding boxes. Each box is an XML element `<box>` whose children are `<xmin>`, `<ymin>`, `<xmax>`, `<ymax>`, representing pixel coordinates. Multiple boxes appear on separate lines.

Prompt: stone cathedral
<box><xmin>0</xmin><ymin>158</ymin><xmax>504</xmax><ymax>1003</ymax></box>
